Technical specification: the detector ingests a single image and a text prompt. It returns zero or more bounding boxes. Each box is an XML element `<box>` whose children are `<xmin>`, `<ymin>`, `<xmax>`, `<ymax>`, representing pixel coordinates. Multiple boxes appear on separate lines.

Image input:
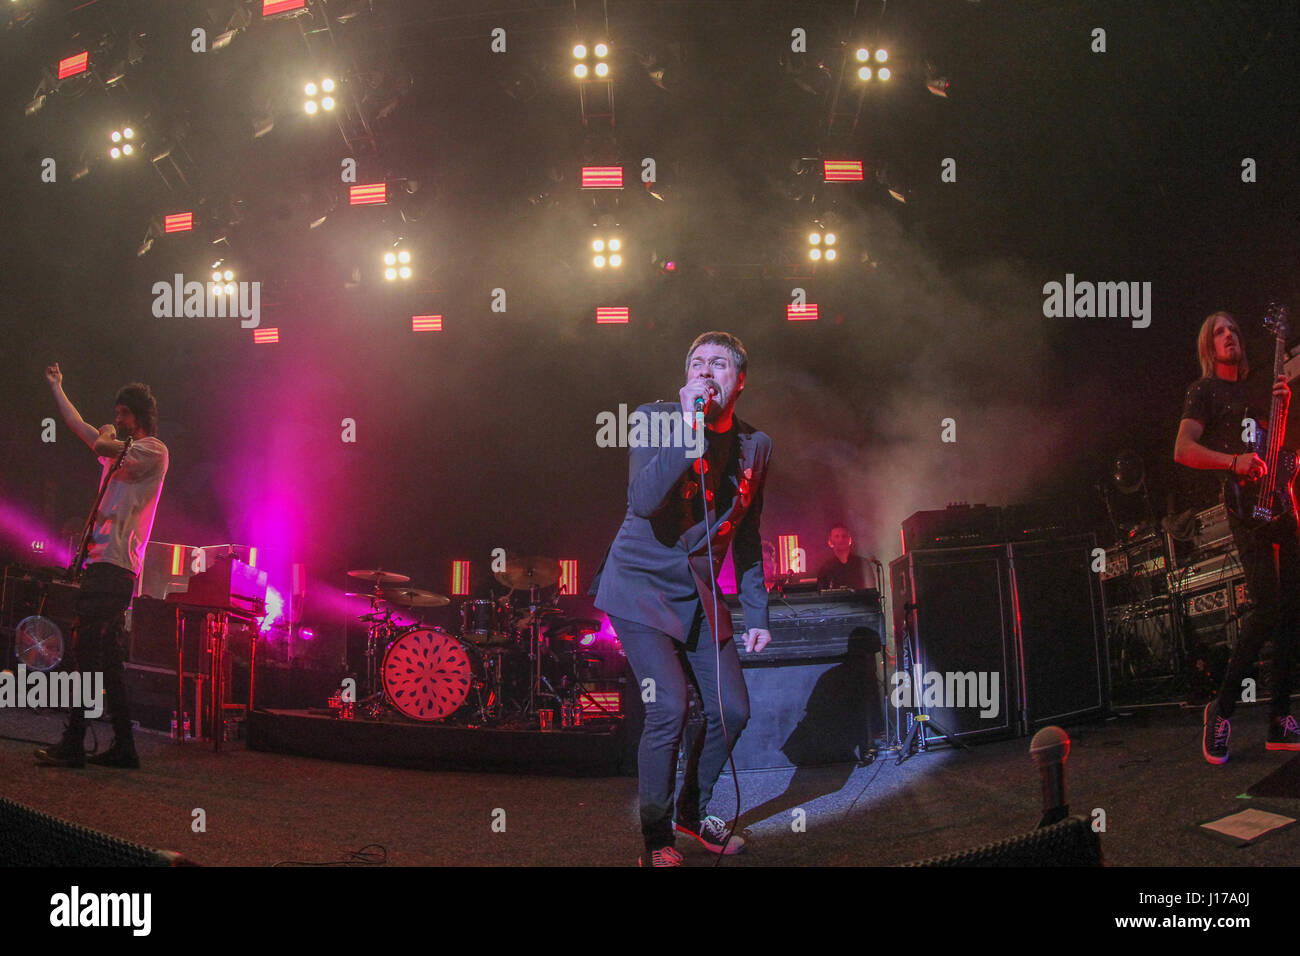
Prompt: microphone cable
<box><xmin>695</xmin><ymin>408</ymin><xmax>742</xmax><ymax>867</ymax></box>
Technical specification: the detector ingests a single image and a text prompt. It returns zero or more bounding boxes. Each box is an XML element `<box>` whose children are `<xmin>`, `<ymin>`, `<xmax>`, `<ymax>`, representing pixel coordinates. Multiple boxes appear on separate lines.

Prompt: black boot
<box><xmin>34</xmin><ymin>722</ymin><xmax>86</xmax><ymax>768</ymax></box>
<box><xmin>87</xmin><ymin>739</ymin><xmax>140</xmax><ymax>769</ymax></box>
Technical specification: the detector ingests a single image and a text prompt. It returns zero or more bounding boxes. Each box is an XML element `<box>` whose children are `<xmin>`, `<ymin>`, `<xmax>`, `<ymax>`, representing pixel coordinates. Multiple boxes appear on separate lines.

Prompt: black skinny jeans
<box><xmin>1216</xmin><ymin>510</ymin><xmax>1300</xmax><ymax>719</ymax></box>
<box><xmin>63</xmin><ymin>562</ymin><xmax>136</xmax><ymax>745</ymax></box>
<box><xmin>609</xmin><ymin>606</ymin><xmax>750</xmax><ymax>851</ymax></box>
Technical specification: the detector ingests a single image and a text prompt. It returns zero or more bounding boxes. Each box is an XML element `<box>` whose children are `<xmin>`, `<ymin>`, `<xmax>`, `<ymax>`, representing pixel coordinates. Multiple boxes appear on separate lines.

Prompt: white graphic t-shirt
<box><xmin>86</xmin><ymin>436</ymin><xmax>169</xmax><ymax>576</ymax></box>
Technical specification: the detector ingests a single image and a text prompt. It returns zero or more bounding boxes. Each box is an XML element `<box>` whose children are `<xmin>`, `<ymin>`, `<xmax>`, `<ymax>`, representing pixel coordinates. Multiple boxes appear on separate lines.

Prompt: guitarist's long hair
<box><xmin>1197</xmin><ymin>311</ymin><xmax>1250</xmax><ymax>380</ymax></box>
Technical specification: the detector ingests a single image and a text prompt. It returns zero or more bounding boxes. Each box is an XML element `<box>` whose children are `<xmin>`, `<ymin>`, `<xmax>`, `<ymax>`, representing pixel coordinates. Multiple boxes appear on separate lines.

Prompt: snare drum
<box><xmin>459</xmin><ymin>598</ymin><xmax>512</xmax><ymax>645</ymax></box>
<box><xmin>381</xmin><ymin>627</ymin><xmax>480</xmax><ymax>721</ymax></box>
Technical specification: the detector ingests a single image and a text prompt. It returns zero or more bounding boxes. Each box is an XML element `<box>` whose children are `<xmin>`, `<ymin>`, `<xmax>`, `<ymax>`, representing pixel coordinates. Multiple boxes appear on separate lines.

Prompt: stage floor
<box><xmin>1</xmin><ymin>705</ymin><xmax>1298</xmax><ymax>866</ymax></box>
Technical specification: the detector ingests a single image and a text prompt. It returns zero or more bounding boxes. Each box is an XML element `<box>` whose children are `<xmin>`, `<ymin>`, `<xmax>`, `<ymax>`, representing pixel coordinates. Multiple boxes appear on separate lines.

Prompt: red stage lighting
<box><xmin>596</xmin><ymin>307</ymin><xmax>629</xmax><ymax>324</ymax></box>
<box><xmin>262</xmin><ymin>0</ymin><xmax>305</xmax><ymax>16</ymax></box>
<box><xmin>451</xmin><ymin>560</ymin><xmax>470</xmax><ymax>597</ymax></box>
<box><xmin>580</xmin><ymin>691</ymin><xmax>621</xmax><ymax>717</ymax></box>
<box><xmin>786</xmin><ymin>303</ymin><xmax>819</xmax><ymax>321</ymax></box>
<box><xmin>778</xmin><ymin>534</ymin><xmax>802</xmax><ymax>574</ymax></box>
<box><xmin>559</xmin><ymin>559</ymin><xmax>578</xmax><ymax>596</ymax></box>
<box><xmin>163</xmin><ymin>212</ymin><xmax>194</xmax><ymax>233</ymax></box>
<box><xmin>412</xmin><ymin>315</ymin><xmax>443</xmax><ymax>332</ymax></box>
<box><xmin>57</xmin><ymin>52</ymin><xmax>89</xmax><ymax>80</ymax></box>
<box><xmin>349</xmin><ymin>183</ymin><xmax>387</xmax><ymax>205</ymax></box>
<box><xmin>253</xmin><ymin>328</ymin><xmax>279</xmax><ymax>344</ymax></box>
<box><xmin>823</xmin><ymin>160</ymin><xmax>864</xmax><ymax>182</ymax></box>
<box><xmin>581</xmin><ymin>166</ymin><xmax>623</xmax><ymax>189</ymax></box>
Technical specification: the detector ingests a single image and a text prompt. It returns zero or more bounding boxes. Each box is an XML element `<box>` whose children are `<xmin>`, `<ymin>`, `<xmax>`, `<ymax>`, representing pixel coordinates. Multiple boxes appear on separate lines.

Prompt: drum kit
<box><xmin>344</xmin><ymin>556</ymin><xmax>609</xmax><ymax>729</ymax></box>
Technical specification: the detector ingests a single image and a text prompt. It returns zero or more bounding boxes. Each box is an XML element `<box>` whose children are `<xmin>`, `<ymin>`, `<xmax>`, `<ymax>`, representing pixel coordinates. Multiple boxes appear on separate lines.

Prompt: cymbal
<box><xmin>380</xmin><ymin>587</ymin><xmax>450</xmax><ymax>608</ymax></box>
<box><xmin>347</xmin><ymin>569</ymin><xmax>411</xmax><ymax>585</ymax></box>
<box><xmin>494</xmin><ymin>555</ymin><xmax>561</xmax><ymax>590</ymax></box>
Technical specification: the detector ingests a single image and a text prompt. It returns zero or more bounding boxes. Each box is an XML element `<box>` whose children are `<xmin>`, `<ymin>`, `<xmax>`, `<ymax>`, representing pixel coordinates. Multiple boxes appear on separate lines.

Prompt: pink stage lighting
<box><xmin>349</xmin><ymin>183</ymin><xmax>387</xmax><ymax>206</ymax></box>
<box><xmin>412</xmin><ymin>315</ymin><xmax>443</xmax><ymax>332</ymax></box>
<box><xmin>787</xmin><ymin>303</ymin><xmax>819</xmax><ymax>321</ymax></box>
<box><xmin>163</xmin><ymin>212</ymin><xmax>194</xmax><ymax>233</ymax></box>
<box><xmin>58</xmin><ymin>52</ymin><xmax>89</xmax><ymax>80</ymax></box>
<box><xmin>253</xmin><ymin>328</ymin><xmax>279</xmax><ymax>344</ymax></box>
<box><xmin>596</xmin><ymin>307</ymin><xmax>629</xmax><ymax>324</ymax></box>
<box><xmin>823</xmin><ymin>160</ymin><xmax>864</xmax><ymax>182</ymax></box>
<box><xmin>581</xmin><ymin>166</ymin><xmax>623</xmax><ymax>189</ymax></box>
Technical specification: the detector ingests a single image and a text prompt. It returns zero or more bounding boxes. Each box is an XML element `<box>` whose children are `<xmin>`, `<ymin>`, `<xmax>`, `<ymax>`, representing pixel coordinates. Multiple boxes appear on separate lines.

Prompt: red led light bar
<box><xmin>559</xmin><ymin>559</ymin><xmax>578</xmax><ymax>596</ymax></box>
<box><xmin>581</xmin><ymin>166</ymin><xmax>623</xmax><ymax>189</ymax></box>
<box><xmin>163</xmin><ymin>212</ymin><xmax>194</xmax><ymax>233</ymax></box>
<box><xmin>778</xmin><ymin>534</ymin><xmax>802</xmax><ymax>575</ymax></box>
<box><xmin>58</xmin><ymin>52</ymin><xmax>89</xmax><ymax>80</ymax></box>
<box><xmin>262</xmin><ymin>0</ymin><xmax>305</xmax><ymax>15</ymax></box>
<box><xmin>451</xmin><ymin>560</ymin><xmax>470</xmax><ymax>597</ymax></box>
<box><xmin>253</xmin><ymin>328</ymin><xmax>279</xmax><ymax>344</ymax></box>
<box><xmin>349</xmin><ymin>183</ymin><xmax>387</xmax><ymax>206</ymax></box>
<box><xmin>412</xmin><ymin>315</ymin><xmax>443</xmax><ymax>332</ymax></box>
<box><xmin>823</xmin><ymin>160</ymin><xmax>864</xmax><ymax>182</ymax></box>
<box><xmin>596</xmin><ymin>307</ymin><xmax>629</xmax><ymax>324</ymax></box>
<box><xmin>580</xmin><ymin>691</ymin><xmax>622</xmax><ymax>716</ymax></box>
<box><xmin>786</xmin><ymin>304</ymin><xmax>819</xmax><ymax>321</ymax></box>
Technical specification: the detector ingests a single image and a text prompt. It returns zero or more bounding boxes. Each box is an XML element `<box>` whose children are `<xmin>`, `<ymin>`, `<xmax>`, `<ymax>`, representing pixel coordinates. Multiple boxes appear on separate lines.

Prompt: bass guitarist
<box><xmin>1175</xmin><ymin>309</ymin><xmax>1300</xmax><ymax>763</ymax></box>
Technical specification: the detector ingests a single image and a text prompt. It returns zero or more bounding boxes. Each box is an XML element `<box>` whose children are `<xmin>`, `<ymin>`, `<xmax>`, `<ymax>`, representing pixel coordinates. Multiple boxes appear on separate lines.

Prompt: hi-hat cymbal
<box><xmin>494</xmin><ymin>555</ymin><xmax>561</xmax><ymax>590</ymax></box>
<box><xmin>347</xmin><ymin>569</ymin><xmax>411</xmax><ymax>585</ymax></box>
<box><xmin>380</xmin><ymin>587</ymin><xmax>450</xmax><ymax>608</ymax></box>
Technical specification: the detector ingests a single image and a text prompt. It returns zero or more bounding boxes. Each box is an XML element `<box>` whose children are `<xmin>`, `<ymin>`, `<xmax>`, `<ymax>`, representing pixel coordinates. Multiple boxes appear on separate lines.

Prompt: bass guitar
<box><xmin>1226</xmin><ymin>303</ymin><xmax>1296</xmax><ymax>524</ymax></box>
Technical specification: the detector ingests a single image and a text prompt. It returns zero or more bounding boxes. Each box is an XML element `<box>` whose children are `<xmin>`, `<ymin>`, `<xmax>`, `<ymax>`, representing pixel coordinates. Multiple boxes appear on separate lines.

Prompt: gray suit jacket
<box><xmin>590</xmin><ymin>401</ymin><xmax>772</xmax><ymax>644</ymax></box>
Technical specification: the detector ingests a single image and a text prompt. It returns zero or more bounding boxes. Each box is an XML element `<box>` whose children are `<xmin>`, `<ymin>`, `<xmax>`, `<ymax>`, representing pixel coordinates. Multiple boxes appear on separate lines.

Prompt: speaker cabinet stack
<box><xmin>889</xmin><ymin>532</ymin><xmax>1109</xmax><ymax>745</ymax></box>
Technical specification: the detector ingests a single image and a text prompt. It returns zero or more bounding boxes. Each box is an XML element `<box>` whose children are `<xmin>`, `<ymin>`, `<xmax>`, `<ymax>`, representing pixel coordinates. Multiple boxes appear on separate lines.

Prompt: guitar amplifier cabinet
<box><xmin>889</xmin><ymin>534</ymin><xmax>1109</xmax><ymax>742</ymax></box>
<box><xmin>890</xmin><ymin>546</ymin><xmax>1018</xmax><ymax>743</ymax></box>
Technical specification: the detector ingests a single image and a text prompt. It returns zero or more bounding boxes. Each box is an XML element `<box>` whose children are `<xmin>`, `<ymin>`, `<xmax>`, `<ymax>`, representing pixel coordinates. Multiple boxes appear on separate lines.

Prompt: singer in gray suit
<box><xmin>590</xmin><ymin>331</ymin><xmax>772</xmax><ymax>866</ymax></box>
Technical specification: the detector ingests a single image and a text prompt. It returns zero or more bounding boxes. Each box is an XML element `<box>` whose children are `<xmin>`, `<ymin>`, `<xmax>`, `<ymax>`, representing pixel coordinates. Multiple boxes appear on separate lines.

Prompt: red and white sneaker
<box><xmin>675</xmin><ymin>815</ymin><xmax>746</xmax><ymax>854</ymax></box>
<box><xmin>639</xmin><ymin>846</ymin><xmax>684</xmax><ymax>867</ymax></box>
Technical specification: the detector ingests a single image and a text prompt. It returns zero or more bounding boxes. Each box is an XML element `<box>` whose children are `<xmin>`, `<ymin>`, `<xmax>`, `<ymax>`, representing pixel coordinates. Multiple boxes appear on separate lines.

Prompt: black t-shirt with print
<box><xmin>1180</xmin><ymin>375</ymin><xmax>1272</xmax><ymax>458</ymax></box>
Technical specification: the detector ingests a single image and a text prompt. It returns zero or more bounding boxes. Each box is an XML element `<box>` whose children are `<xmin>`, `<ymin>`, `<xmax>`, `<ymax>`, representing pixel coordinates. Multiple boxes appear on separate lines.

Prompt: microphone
<box><xmin>694</xmin><ymin>381</ymin><xmax>718</xmax><ymax>411</ymax></box>
<box><xmin>1029</xmin><ymin>725</ymin><xmax>1070</xmax><ymax>828</ymax></box>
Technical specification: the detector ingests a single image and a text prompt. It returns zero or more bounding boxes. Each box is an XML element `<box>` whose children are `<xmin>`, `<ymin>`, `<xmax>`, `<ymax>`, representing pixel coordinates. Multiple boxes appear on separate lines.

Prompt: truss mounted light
<box><xmin>304</xmin><ymin>77</ymin><xmax>337</xmax><ymax>114</ymax></box>
<box><xmin>108</xmin><ymin>126</ymin><xmax>136</xmax><ymax>159</ymax></box>
<box><xmin>573</xmin><ymin>41</ymin><xmax>610</xmax><ymax>80</ymax></box>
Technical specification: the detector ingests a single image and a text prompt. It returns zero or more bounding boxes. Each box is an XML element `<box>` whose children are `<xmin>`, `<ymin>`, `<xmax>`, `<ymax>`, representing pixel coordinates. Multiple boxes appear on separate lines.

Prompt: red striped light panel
<box><xmin>596</xmin><ymin>307</ymin><xmax>629</xmax><ymax>324</ymax></box>
<box><xmin>451</xmin><ymin>560</ymin><xmax>470</xmax><ymax>597</ymax></box>
<box><xmin>249</xmin><ymin>547</ymin><xmax>259</xmax><ymax>568</ymax></box>
<box><xmin>786</xmin><ymin>303</ymin><xmax>819</xmax><ymax>321</ymax></box>
<box><xmin>262</xmin><ymin>0</ymin><xmax>306</xmax><ymax>15</ymax></box>
<box><xmin>581</xmin><ymin>166</ymin><xmax>623</xmax><ymax>189</ymax></box>
<box><xmin>58</xmin><ymin>52</ymin><xmax>89</xmax><ymax>80</ymax></box>
<box><xmin>823</xmin><ymin>160</ymin><xmax>864</xmax><ymax>182</ymax></box>
<box><xmin>580</xmin><ymin>691</ymin><xmax>622</xmax><ymax>716</ymax></box>
<box><xmin>253</xmin><ymin>328</ymin><xmax>279</xmax><ymax>344</ymax></box>
<box><xmin>778</xmin><ymin>534</ymin><xmax>801</xmax><ymax>575</ymax></box>
<box><xmin>559</xmin><ymin>559</ymin><xmax>578</xmax><ymax>596</ymax></box>
<box><xmin>163</xmin><ymin>212</ymin><xmax>194</xmax><ymax>233</ymax></box>
<box><xmin>349</xmin><ymin>183</ymin><xmax>387</xmax><ymax>206</ymax></box>
<box><xmin>412</xmin><ymin>315</ymin><xmax>443</xmax><ymax>332</ymax></box>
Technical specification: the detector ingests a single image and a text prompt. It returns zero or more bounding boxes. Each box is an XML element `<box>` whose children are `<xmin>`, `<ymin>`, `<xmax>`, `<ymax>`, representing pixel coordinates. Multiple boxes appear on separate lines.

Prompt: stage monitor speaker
<box><xmin>902</xmin><ymin>815</ymin><xmax>1102</xmax><ymax>867</ymax></box>
<box><xmin>1010</xmin><ymin>534</ymin><xmax>1109</xmax><ymax>728</ymax></box>
<box><xmin>0</xmin><ymin>796</ymin><xmax>197</xmax><ymax>866</ymax></box>
<box><xmin>889</xmin><ymin>546</ymin><xmax>1017</xmax><ymax>743</ymax></box>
